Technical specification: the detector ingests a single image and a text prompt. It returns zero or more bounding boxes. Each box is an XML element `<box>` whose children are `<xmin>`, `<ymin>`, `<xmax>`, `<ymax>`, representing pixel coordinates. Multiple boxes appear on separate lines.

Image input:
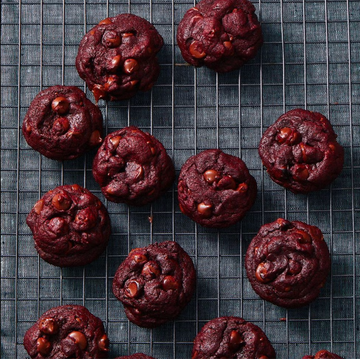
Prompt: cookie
<box><xmin>116</xmin><ymin>355</ymin><xmax>156</xmax><ymax>359</ymax></box>
<box><xmin>112</xmin><ymin>241</ymin><xmax>196</xmax><ymax>328</ymax></box>
<box><xmin>23</xmin><ymin>304</ymin><xmax>109</xmax><ymax>359</ymax></box>
<box><xmin>76</xmin><ymin>14</ymin><xmax>163</xmax><ymax>102</ymax></box>
<box><xmin>92</xmin><ymin>126</ymin><xmax>175</xmax><ymax>206</ymax></box>
<box><xmin>302</xmin><ymin>350</ymin><xmax>344</xmax><ymax>359</ymax></box>
<box><xmin>245</xmin><ymin>218</ymin><xmax>330</xmax><ymax>308</ymax></box>
<box><xmin>192</xmin><ymin>316</ymin><xmax>276</xmax><ymax>359</ymax></box>
<box><xmin>26</xmin><ymin>184</ymin><xmax>111</xmax><ymax>267</ymax></box>
<box><xmin>176</xmin><ymin>0</ymin><xmax>263</xmax><ymax>73</ymax></box>
<box><xmin>22</xmin><ymin>85</ymin><xmax>103</xmax><ymax>161</ymax></box>
<box><xmin>258</xmin><ymin>109</ymin><xmax>344</xmax><ymax>193</ymax></box>
<box><xmin>177</xmin><ymin>149</ymin><xmax>257</xmax><ymax>228</ymax></box>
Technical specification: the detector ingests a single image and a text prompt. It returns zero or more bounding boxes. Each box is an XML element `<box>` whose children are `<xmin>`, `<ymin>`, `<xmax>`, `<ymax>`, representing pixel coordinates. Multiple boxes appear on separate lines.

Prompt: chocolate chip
<box><xmin>276</xmin><ymin>127</ymin><xmax>301</xmax><ymax>145</ymax></box>
<box><xmin>189</xmin><ymin>40</ymin><xmax>206</xmax><ymax>59</ymax></box>
<box><xmin>295</xmin><ymin>229</ymin><xmax>312</xmax><ymax>244</ymax></box>
<box><xmin>52</xmin><ymin>117</ymin><xmax>70</xmax><ymax>135</ymax></box>
<box><xmin>51</xmin><ymin>97</ymin><xmax>70</xmax><ymax>115</ymax></box>
<box><xmin>203</xmin><ymin>169</ymin><xmax>220</xmax><ymax>184</ymax></box>
<box><xmin>98</xmin><ymin>17</ymin><xmax>112</xmax><ymax>25</ymax></box>
<box><xmin>131</xmin><ymin>252</ymin><xmax>148</xmax><ymax>265</ymax></box>
<box><xmin>162</xmin><ymin>275</ymin><xmax>179</xmax><ymax>291</ymax></box>
<box><xmin>98</xmin><ymin>334</ymin><xmax>109</xmax><ymax>351</ymax></box>
<box><xmin>36</xmin><ymin>337</ymin><xmax>52</xmax><ymax>356</ymax></box>
<box><xmin>39</xmin><ymin>317</ymin><xmax>58</xmax><ymax>335</ymax></box>
<box><xmin>255</xmin><ymin>262</ymin><xmax>272</xmax><ymax>283</ymax></box>
<box><xmin>125</xmin><ymin>280</ymin><xmax>140</xmax><ymax>298</ymax></box>
<box><xmin>92</xmin><ymin>84</ymin><xmax>107</xmax><ymax>103</ymax></box>
<box><xmin>68</xmin><ymin>331</ymin><xmax>87</xmax><ymax>350</ymax></box>
<box><xmin>52</xmin><ymin>193</ymin><xmax>72</xmax><ymax>210</ymax></box>
<box><xmin>223</xmin><ymin>41</ymin><xmax>234</xmax><ymax>53</ymax></box>
<box><xmin>228</xmin><ymin>330</ymin><xmax>244</xmax><ymax>350</ymax></box>
<box><xmin>102</xmin><ymin>30</ymin><xmax>121</xmax><ymax>48</ymax></box>
<box><xmin>197</xmin><ymin>202</ymin><xmax>212</xmax><ymax>217</ymax></box>
<box><xmin>48</xmin><ymin>217</ymin><xmax>69</xmax><ymax>236</ymax></box>
<box><xmin>123</xmin><ymin>58</ymin><xmax>139</xmax><ymax>74</ymax></box>
<box><xmin>109</xmin><ymin>135</ymin><xmax>121</xmax><ymax>149</ymax></box>
<box><xmin>237</xmin><ymin>183</ymin><xmax>248</xmax><ymax>193</ymax></box>
<box><xmin>276</xmin><ymin>218</ymin><xmax>291</xmax><ymax>230</ymax></box>
<box><xmin>33</xmin><ymin>199</ymin><xmax>44</xmax><ymax>214</ymax></box>
<box><xmin>217</xmin><ymin>176</ymin><xmax>237</xmax><ymax>190</ymax></box>
<box><xmin>141</xmin><ymin>261</ymin><xmax>161</xmax><ymax>279</ymax></box>
<box><xmin>89</xmin><ymin>130</ymin><xmax>102</xmax><ymax>146</ymax></box>
<box><xmin>122</xmin><ymin>32</ymin><xmax>134</xmax><ymax>38</ymax></box>
<box><xmin>109</xmin><ymin>54</ymin><xmax>122</xmax><ymax>72</ymax></box>
<box><xmin>74</xmin><ymin>208</ymin><xmax>97</xmax><ymax>230</ymax></box>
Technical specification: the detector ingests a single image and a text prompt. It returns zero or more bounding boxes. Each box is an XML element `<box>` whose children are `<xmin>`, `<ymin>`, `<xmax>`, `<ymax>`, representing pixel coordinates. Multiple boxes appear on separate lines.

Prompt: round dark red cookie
<box><xmin>112</xmin><ymin>241</ymin><xmax>196</xmax><ymax>328</ymax></box>
<box><xmin>192</xmin><ymin>316</ymin><xmax>276</xmax><ymax>359</ymax></box>
<box><xmin>177</xmin><ymin>149</ymin><xmax>257</xmax><ymax>228</ymax></box>
<box><xmin>22</xmin><ymin>85</ymin><xmax>103</xmax><ymax>161</ymax></box>
<box><xmin>76</xmin><ymin>14</ymin><xmax>163</xmax><ymax>102</ymax></box>
<box><xmin>92</xmin><ymin>126</ymin><xmax>175</xmax><ymax>206</ymax></box>
<box><xmin>245</xmin><ymin>218</ymin><xmax>330</xmax><ymax>308</ymax></box>
<box><xmin>176</xmin><ymin>0</ymin><xmax>263</xmax><ymax>73</ymax></box>
<box><xmin>26</xmin><ymin>184</ymin><xmax>111</xmax><ymax>267</ymax></box>
<box><xmin>23</xmin><ymin>304</ymin><xmax>109</xmax><ymax>359</ymax></box>
<box><xmin>115</xmin><ymin>354</ymin><xmax>156</xmax><ymax>359</ymax></box>
<box><xmin>302</xmin><ymin>350</ymin><xmax>344</xmax><ymax>359</ymax></box>
<box><xmin>258</xmin><ymin>109</ymin><xmax>344</xmax><ymax>193</ymax></box>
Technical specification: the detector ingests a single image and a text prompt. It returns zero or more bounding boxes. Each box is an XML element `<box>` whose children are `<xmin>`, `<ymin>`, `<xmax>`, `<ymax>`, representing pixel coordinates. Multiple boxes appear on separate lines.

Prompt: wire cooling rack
<box><xmin>1</xmin><ymin>0</ymin><xmax>359</xmax><ymax>358</ymax></box>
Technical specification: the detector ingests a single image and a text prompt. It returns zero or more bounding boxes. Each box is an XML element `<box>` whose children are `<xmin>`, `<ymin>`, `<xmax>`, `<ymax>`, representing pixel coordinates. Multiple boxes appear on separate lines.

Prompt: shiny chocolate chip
<box><xmin>203</xmin><ymin>169</ymin><xmax>220</xmax><ymax>184</ymax></box>
<box><xmin>89</xmin><ymin>130</ymin><xmax>102</xmax><ymax>146</ymax></box>
<box><xmin>189</xmin><ymin>40</ymin><xmax>206</xmax><ymax>59</ymax></box>
<box><xmin>162</xmin><ymin>275</ymin><xmax>180</xmax><ymax>291</ymax></box>
<box><xmin>98</xmin><ymin>334</ymin><xmax>109</xmax><ymax>351</ymax></box>
<box><xmin>217</xmin><ymin>176</ymin><xmax>237</xmax><ymax>190</ymax></box>
<box><xmin>52</xmin><ymin>193</ymin><xmax>72</xmax><ymax>210</ymax></box>
<box><xmin>131</xmin><ymin>252</ymin><xmax>148</xmax><ymax>265</ymax></box>
<box><xmin>229</xmin><ymin>330</ymin><xmax>244</xmax><ymax>350</ymax></box>
<box><xmin>36</xmin><ymin>337</ymin><xmax>52</xmax><ymax>356</ymax></box>
<box><xmin>123</xmin><ymin>58</ymin><xmax>139</xmax><ymax>74</ymax></box>
<box><xmin>98</xmin><ymin>17</ymin><xmax>112</xmax><ymax>25</ymax></box>
<box><xmin>39</xmin><ymin>317</ymin><xmax>58</xmax><ymax>335</ymax></box>
<box><xmin>51</xmin><ymin>97</ymin><xmax>70</xmax><ymax>115</ymax></box>
<box><xmin>68</xmin><ymin>331</ymin><xmax>87</xmax><ymax>350</ymax></box>
<box><xmin>294</xmin><ymin>166</ymin><xmax>309</xmax><ymax>181</ymax></box>
<box><xmin>255</xmin><ymin>262</ymin><xmax>272</xmax><ymax>283</ymax></box>
<box><xmin>109</xmin><ymin>54</ymin><xmax>122</xmax><ymax>72</ymax></box>
<box><xmin>141</xmin><ymin>261</ymin><xmax>161</xmax><ymax>279</ymax></box>
<box><xmin>295</xmin><ymin>229</ymin><xmax>312</xmax><ymax>244</ymax></box>
<box><xmin>33</xmin><ymin>199</ymin><xmax>44</xmax><ymax>214</ymax></box>
<box><xmin>109</xmin><ymin>135</ymin><xmax>121</xmax><ymax>149</ymax></box>
<box><xmin>125</xmin><ymin>280</ymin><xmax>140</xmax><ymax>298</ymax></box>
<box><xmin>52</xmin><ymin>117</ymin><xmax>70</xmax><ymax>135</ymax></box>
<box><xmin>237</xmin><ymin>183</ymin><xmax>248</xmax><ymax>193</ymax></box>
<box><xmin>197</xmin><ymin>202</ymin><xmax>212</xmax><ymax>218</ymax></box>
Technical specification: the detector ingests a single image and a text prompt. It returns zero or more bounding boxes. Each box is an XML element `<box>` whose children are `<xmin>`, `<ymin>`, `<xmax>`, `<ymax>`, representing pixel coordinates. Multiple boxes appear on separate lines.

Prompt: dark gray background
<box><xmin>1</xmin><ymin>0</ymin><xmax>359</xmax><ymax>358</ymax></box>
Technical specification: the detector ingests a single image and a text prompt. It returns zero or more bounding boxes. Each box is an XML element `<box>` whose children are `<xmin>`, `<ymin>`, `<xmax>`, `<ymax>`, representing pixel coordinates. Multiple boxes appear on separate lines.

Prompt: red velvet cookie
<box><xmin>178</xmin><ymin>149</ymin><xmax>257</xmax><ymax>228</ymax></box>
<box><xmin>22</xmin><ymin>85</ymin><xmax>103</xmax><ymax>161</ymax></box>
<box><xmin>76</xmin><ymin>14</ymin><xmax>163</xmax><ymax>102</ymax></box>
<box><xmin>112</xmin><ymin>241</ymin><xmax>196</xmax><ymax>328</ymax></box>
<box><xmin>23</xmin><ymin>305</ymin><xmax>109</xmax><ymax>359</ymax></box>
<box><xmin>92</xmin><ymin>126</ymin><xmax>175</xmax><ymax>206</ymax></box>
<box><xmin>177</xmin><ymin>0</ymin><xmax>263</xmax><ymax>73</ymax></box>
<box><xmin>192</xmin><ymin>316</ymin><xmax>276</xmax><ymax>359</ymax></box>
<box><xmin>245</xmin><ymin>218</ymin><xmax>330</xmax><ymax>308</ymax></box>
<box><xmin>259</xmin><ymin>109</ymin><xmax>344</xmax><ymax>193</ymax></box>
<box><xmin>302</xmin><ymin>350</ymin><xmax>344</xmax><ymax>359</ymax></box>
<box><xmin>26</xmin><ymin>184</ymin><xmax>111</xmax><ymax>267</ymax></box>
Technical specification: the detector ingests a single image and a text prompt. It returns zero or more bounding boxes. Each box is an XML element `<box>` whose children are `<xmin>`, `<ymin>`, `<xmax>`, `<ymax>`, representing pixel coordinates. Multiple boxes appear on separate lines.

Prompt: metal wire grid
<box><xmin>1</xmin><ymin>0</ymin><xmax>359</xmax><ymax>358</ymax></box>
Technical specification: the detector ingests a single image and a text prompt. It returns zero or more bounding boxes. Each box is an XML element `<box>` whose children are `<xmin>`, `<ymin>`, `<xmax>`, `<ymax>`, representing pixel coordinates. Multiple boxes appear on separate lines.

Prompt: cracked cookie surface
<box><xmin>22</xmin><ymin>85</ymin><xmax>103</xmax><ymax>161</ymax></box>
<box><xmin>24</xmin><ymin>305</ymin><xmax>109</xmax><ymax>359</ymax></box>
<box><xmin>112</xmin><ymin>241</ymin><xmax>196</xmax><ymax>328</ymax></box>
<box><xmin>177</xmin><ymin>0</ymin><xmax>263</xmax><ymax>72</ymax></box>
<box><xmin>92</xmin><ymin>126</ymin><xmax>175</xmax><ymax>206</ymax></box>
<box><xmin>259</xmin><ymin>108</ymin><xmax>344</xmax><ymax>193</ymax></box>
<box><xmin>192</xmin><ymin>316</ymin><xmax>276</xmax><ymax>359</ymax></box>
<box><xmin>245</xmin><ymin>218</ymin><xmax>330</xmax><ymax>308</ymax></box>
<box><xmin>76</xmin><ymin>13</ymin><xmax>163</xmax><ymax>102</ymax></box>
<box><xmin>177</xmin><ymin>149</ymin><xmax>257</xmax><ymax>228</ymax></box>
<box><xmin>26</xmin><ymin>184</ymin><xmax>111</xmax><ymax>267</ymax></box>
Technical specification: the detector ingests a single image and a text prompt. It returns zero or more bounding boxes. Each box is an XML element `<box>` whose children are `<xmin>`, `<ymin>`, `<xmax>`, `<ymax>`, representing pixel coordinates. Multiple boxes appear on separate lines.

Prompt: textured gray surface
<box><xmin>1</xmin><ymin>0</ymin><xmax>359</xmax><ymax>358</ymax></box>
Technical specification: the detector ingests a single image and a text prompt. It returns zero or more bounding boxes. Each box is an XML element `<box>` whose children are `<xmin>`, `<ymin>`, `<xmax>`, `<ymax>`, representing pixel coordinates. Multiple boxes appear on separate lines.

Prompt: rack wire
<box><xmin>1</xmin><ymin>0</ymin><xmax>359</xmax><ymax>358</ymax></box>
